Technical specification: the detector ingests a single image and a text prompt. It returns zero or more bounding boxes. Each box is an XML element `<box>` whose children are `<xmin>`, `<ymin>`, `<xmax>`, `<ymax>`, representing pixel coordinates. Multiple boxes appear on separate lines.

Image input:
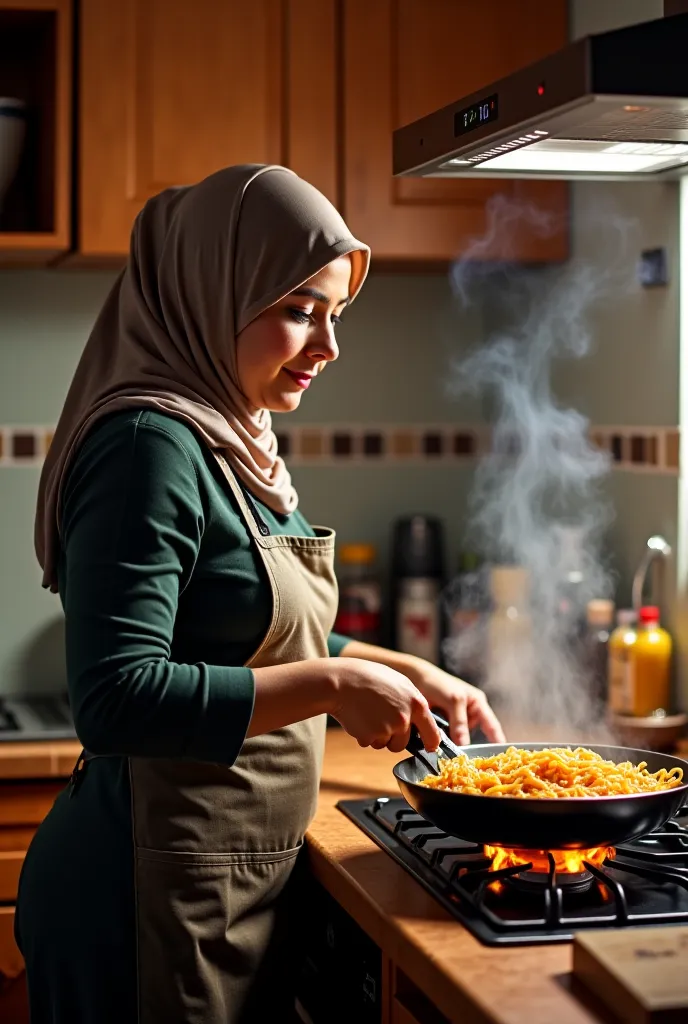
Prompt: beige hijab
<box><xmin>35</xmin><ymin>164</ymin><xmax>370</xmax><ymax>592</ymax></box>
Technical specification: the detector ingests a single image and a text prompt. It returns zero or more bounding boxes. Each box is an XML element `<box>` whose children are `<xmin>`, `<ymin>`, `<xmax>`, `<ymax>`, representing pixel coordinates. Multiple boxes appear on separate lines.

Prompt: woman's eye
<box><xmin>288</xmin><ymin>308</ymin><xmax>312</xmax><ymax>325</ymax></box>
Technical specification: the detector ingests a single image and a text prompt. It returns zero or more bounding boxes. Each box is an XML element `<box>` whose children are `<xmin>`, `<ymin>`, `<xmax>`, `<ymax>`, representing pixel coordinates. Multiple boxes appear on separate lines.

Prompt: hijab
<box><xmin>35</xmin><ymin>164</ymin><xmax>370</xmax><ymax>591</ymax></box>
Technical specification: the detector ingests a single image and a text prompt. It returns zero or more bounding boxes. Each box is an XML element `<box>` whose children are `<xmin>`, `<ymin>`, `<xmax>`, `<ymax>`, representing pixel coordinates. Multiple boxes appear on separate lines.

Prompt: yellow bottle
<box><xmin>631</xmin><ymin>606</ymin><xmax>672</xmax><ymax>717</ymax></box>
<box><xmin>608</xmin><ymin>607</ymin><xmax>672</xmax><ymax>717</ymax></box>
<box><xmin>608</xmin><ymin>610</ymin><xmax>637</xmax><ymax>715</ymax></box>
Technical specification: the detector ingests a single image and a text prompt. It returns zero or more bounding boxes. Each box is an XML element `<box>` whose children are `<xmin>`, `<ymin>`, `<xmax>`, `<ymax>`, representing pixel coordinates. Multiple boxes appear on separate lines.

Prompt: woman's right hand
<box><xmin>329</xmin><ymin>657</ymin><xmax>441</xmax><ymax>753</ymax></box>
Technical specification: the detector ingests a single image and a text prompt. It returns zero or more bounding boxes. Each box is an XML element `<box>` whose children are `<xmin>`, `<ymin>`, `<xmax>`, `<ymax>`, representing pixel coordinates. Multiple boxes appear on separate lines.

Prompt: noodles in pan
<box><xmin>421</xmin><ymin>746</ymin><xmax>684</xmax><ymax>798</ymax></box>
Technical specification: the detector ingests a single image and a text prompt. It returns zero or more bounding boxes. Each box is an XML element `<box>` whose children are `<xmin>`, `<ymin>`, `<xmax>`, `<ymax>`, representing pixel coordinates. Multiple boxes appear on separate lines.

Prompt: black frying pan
<box><xmin>394</xmin><ymin>717</ymin><xmax>688</xmax><ymax>850</ymax></box>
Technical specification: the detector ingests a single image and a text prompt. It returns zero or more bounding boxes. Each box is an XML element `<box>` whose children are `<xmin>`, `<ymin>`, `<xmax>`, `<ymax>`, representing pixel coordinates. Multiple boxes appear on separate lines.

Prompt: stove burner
<box><xmin>504</xmin><ymin>864</ymin><xmax>594</xmax><ymax>895</ymax></box>
<box><xmin>337</xmin><ymin>795</ymin><xmax>688</xmax><ymax>946</ymax></box>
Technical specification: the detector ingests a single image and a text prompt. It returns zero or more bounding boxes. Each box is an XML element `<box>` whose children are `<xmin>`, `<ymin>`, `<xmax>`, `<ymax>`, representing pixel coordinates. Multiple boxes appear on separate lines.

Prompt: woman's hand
<box><xmin>329</xmin><ymin>658</ymin><xmax>441</xmax><ymax>753</ymax></box>
<box><xmin>410</xmin><ymin>662</ymin><xmax>505</xmax><ymax>747</ymax></box>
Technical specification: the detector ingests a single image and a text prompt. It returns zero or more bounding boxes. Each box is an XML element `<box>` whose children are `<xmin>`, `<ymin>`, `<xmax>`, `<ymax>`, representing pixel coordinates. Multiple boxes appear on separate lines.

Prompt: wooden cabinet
<box><xmin>0</xmin><ymin>773</ymin><xmax>70</xmax><ymax>1024</ymax></box>
<box><xmin>342</xmin><ymin>0</ymin><xmax>569</xmax><ymax>262</ymax></box>
<box><xmin>77</xmin><ymin>0</ymin><xmax>569</xmax><ymax>263</ymax></box>
<box><xmin>0</xmin><ymin>0</ymin><xmax>71</xmax><ymax>264</ymax></box>
<box><xmin>78</xmin><ymin>0</ymin><xmax>338</xmax><ymax>257</ymax></box>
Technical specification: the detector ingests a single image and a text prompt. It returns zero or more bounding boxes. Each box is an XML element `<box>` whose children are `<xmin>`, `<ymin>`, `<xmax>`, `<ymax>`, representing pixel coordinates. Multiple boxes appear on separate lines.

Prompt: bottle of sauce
<box><xmin>608</xmin><ymin>607</ymin><xmax>672</xmax><ymax>717</ymax></box>
<box><xmin>608</xmin><ymin>610</ymin><xmax>637</xmax><ymax>715</ymax></box>
<box><xmin>334</xmin><ymin>544</ymin><xmax>381</xmax><ymax>645</ymax></box>
<box><xmin>631</xmin><ymin>606</ymin><xmax>672</xmax><ymax>717</ymax></box>
<box><xmin>584</xmin><ymin>599</ymin><xmax>615</xmax><ymax>712</ymax></box>
<box><xmin>397</xmin><ymin>578</ymin><xmax>440</xmax><ymax>664</ymax></box>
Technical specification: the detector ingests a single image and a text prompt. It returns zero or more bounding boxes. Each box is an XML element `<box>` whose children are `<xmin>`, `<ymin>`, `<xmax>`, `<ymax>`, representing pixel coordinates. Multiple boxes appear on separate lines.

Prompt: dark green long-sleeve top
<box><xmin>60</xmin><ymin>408</ymin><xmax>350</xmax><ymax>761</ymax></box>
<box><xmin>15</xmin><ymin>408</ymin><xmax>350</xmax><ymax>1021</ymax></box>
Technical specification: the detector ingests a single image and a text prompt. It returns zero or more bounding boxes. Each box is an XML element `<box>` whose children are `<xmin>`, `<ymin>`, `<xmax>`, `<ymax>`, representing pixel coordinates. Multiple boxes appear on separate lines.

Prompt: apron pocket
<box><xmin>135</xmin><ymin>846</ymin><xmax>303</xmax><ymax>1024</ymax></box>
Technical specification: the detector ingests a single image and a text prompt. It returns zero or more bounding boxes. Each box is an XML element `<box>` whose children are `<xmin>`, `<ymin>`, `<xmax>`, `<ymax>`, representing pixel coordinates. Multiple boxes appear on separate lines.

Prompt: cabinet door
<box><xmin>342</xmin><ymin>0</ymin><xmax>569</xmax><ymax>262</ymax></box>
<box><xmin>0</xmin><ymin>907</ymin><xmax>28</xmax><ymax>1024</ymax></box>
<box><xmin>78</xmin><ymin>0</ymin><xmax>338</xmax><ymax>257</ymax></box>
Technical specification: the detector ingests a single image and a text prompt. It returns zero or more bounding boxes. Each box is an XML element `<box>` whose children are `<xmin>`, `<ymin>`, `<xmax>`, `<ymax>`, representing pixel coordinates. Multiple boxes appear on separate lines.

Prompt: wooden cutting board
<box><xmin>572</xmin><ymin>926</ymin><xmax>688</xmax><ymax>1024</ymax></box>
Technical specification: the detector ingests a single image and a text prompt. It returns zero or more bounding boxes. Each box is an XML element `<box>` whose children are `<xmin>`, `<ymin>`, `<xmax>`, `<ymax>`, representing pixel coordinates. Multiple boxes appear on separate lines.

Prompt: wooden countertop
<box><xmin>2</xmin><ymin>727</ymin><xmax>684</xmax><ymax>1023</ymax></box>
<box><xmin>0</xmin><ymin>739</ymin><xmax>80</xmax><ymax>781</ymax></box>
<box><xmin>308</xmin><ymin>728</ymin><xmax>617</xmax><ymax>1024</ymax></box>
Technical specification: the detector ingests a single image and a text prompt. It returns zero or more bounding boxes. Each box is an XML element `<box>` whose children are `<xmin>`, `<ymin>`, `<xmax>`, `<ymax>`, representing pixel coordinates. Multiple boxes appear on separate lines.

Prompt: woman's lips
<box><xmin>283</xmin><ymin>369</ymin><xmax>313</xmax><ymax>389</ymax></box>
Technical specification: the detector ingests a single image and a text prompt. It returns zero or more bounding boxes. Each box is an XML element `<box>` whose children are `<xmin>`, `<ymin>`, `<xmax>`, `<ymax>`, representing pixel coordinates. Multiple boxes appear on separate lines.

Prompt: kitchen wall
<box><xmin>0</xmin><ymin>269</ymin><xmax>482</xmax><ymax>694</ymax></box>
<box><xmin>0</xmin><ymin>0</ymin><xmax>681</xmax><ymax>702</ymax></box>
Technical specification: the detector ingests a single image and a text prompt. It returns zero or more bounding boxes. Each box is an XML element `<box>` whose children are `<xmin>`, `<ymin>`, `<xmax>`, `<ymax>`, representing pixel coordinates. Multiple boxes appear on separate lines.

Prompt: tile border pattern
<box><xmin>0</xmin><ymin>423</ymin><xmax>680</xmax><ymax>473</ymax></box>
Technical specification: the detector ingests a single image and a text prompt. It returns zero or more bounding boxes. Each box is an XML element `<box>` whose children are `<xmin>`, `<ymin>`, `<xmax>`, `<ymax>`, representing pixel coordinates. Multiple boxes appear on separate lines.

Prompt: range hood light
<box><xmin>466</xmin><ymin>139</ymin><xmax>688</xmax><ymax>176</ymax></box>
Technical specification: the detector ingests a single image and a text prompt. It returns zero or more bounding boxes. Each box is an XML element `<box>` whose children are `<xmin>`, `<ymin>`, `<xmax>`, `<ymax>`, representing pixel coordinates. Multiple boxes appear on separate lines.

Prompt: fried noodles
<box><xmin>421</xmin><ymin>746</ymin><xmax>684</xmax><ymax>798</ymax></box>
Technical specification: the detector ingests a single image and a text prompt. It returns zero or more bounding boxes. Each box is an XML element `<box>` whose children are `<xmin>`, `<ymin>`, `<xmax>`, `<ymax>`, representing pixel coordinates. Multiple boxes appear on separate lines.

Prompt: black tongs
<box><xmin>406</xmin><ymin>712</ymin><xmax>460</xmax><ymax>777</ymax></box>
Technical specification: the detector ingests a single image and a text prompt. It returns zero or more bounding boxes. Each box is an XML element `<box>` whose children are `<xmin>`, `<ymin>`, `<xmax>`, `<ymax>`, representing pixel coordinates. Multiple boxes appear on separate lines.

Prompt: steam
<box><xmin>444</xmin><ymin>194</ymin><xmax>636</xmax><ymax>736</ymax></box>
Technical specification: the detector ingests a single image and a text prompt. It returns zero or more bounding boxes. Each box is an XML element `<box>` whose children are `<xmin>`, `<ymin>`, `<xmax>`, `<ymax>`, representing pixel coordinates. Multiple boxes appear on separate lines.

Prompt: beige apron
<box><xmin>129</xmin><ymin>457</ymin><xmax>337</xmax><ymax>1023</ymax></box>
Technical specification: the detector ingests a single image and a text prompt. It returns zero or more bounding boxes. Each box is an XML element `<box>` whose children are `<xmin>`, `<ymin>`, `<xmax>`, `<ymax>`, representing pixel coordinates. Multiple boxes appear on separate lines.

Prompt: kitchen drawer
<box><xmin>0</xmin><ymin>782</ymin><xmax>63</xmax><ymax>826</ymax></box>
<box><xmin>0</xmin><ymin>851</ymin><xmax>24</xmax><ymax>901</ymax></box>
<box><xmin>392</xmin><ymin>971</ymin><xmax>449</xmax><ymax>1024</ymax></box>
<box><xmin>0</xmin><ymin>906</ymin><xmax>28</xmax><ymax>1024</ymax></box>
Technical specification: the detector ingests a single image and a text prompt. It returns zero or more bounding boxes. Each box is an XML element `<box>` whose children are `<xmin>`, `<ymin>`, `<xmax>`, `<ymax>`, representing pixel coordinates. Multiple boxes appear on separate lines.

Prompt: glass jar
<box><xmin>334</xmin><ymin>544</ymin><xmax>381</xmax><ymax>645</ymax></box>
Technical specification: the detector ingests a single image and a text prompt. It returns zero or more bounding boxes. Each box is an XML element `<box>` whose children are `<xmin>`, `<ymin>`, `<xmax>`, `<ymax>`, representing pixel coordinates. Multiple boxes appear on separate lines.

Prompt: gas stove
<box><xmin>338</xmin><ymin>796</ymin><xmax>688</xmax><ymax>946</ymax></box>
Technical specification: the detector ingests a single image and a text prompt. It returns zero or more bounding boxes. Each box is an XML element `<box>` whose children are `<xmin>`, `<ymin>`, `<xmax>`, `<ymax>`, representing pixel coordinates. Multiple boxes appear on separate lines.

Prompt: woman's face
<box><xmin>237</xmin><ymin>255</ymin><xmax>352</xmax><ymax>412</ymax></box>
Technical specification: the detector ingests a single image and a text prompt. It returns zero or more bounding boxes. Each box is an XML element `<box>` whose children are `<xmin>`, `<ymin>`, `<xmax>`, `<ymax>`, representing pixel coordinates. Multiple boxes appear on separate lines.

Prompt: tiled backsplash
<box><xmin>0</xmin><ymin>422</ymin><xmax>679</xmax><ymax>472</ymax></box>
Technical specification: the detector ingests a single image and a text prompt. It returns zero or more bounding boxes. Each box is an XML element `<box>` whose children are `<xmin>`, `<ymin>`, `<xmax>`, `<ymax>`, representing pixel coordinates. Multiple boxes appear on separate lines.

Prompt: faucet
<box><xmin>631</xmin><ymin>535</ymin><xmax>672</xmax><ymax>614</ymax></box>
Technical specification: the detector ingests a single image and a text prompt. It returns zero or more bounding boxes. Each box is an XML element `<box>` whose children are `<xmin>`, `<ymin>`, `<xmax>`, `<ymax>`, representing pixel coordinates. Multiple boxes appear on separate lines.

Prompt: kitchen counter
<box><xmin>0</xmin><ymin>739</ymin><xmax>80</xmax><ymax>780</ymax></box>
<box><xmin>308</xmin><ymin>728</ymin><xmax>619</xmax><ymax>1024</ymax></box>
<box><xmin>2</xmin><ymin>729</ymin><xmax>685</xmax><ymax>1023</ymax></box>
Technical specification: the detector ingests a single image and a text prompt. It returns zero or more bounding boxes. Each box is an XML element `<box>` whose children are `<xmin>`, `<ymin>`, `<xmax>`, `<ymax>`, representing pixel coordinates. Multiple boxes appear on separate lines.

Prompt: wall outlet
<box><xmin>638</xmin><ymin>248</ymin><xmax>669</xmax><ymax>288</ymax></box>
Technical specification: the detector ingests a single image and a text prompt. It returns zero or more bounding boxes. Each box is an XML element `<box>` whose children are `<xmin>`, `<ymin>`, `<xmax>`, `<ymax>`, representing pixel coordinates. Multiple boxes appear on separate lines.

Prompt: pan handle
<box><xmin>406</xmin><ymin>712</ymin><xmax>460</xmax><ymax>775</ymax></box>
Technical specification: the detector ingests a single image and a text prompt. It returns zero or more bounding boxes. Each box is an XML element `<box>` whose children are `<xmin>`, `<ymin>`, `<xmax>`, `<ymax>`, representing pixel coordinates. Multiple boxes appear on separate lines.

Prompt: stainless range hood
<box><xmin>393</xmin><ymin>9</ymin><xmax>688</xmax><ymax>182</ymax></box>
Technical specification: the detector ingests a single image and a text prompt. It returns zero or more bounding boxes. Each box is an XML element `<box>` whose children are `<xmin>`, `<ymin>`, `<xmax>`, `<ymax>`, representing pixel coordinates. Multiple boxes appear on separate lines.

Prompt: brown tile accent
<box><xmin>646</xmin><ymin>435</ymin><xmax>658</xmax><ymax>465</ymax></box>
<box><xmin>12</xmin><ymin>432</ymin><xmax>36</xmax><ymax>459</ymax></box>
<box><xmin>630</xmin><ymin>436</ymin><xmax>644</xmax><ymax>464</ymax></box>
<box><xmin>363</xmin><ymin>432</ymin><xmax>383</xmax><ymax>456</ymax></box>
<box><xmin>391</xmin><ymin>431</ymin><xmax>416</xmax><ymax>456</ymax></box>
<box><xmin>332</xmin><ymin>432</ymin><xmax>353</xmax><ymax>456</ymax></box>
<box><xmin>0</xmin><ymin>433</ymin><xmax>3</xmax><ymax>459</ymax></box>
<box><xmin>422</xmin><ymin>432</ymin><xmax>443</xmax><ymax>456</ymax></box>
<box><xmin>299</xmin><ymin>430</ymin><xmax>324</xmax><ymax>457</ymax></box>
<box><xmin>275</xmin><ymin>433</ymin><xmax>290</xmax><ymax>457</ymax></box>
<box><xmin>665</xmin><ymin>430</ymin><xmax>680</xmax><ymax>470</ymax></box>
<box><xmin>610</xmin><ymin>434</ymin><xmax>623</xmax><ymax>463</ymax></box>
<box><xmin>591</xmin><ymin>432</ymin><xmax>607</xmax><ymax>451</ymax></box>
<box><xmin>454</xmin><ymin>432</ymin><xmax>475</xmax><ymax>456</ymax></box>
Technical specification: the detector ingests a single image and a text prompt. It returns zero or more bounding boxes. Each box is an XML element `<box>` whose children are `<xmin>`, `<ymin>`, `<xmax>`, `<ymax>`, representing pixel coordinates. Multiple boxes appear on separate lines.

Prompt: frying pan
<box><xmin>394</xmin><ymin>716</ymin><xmax>688</xmax><ymax>850</ymax></box>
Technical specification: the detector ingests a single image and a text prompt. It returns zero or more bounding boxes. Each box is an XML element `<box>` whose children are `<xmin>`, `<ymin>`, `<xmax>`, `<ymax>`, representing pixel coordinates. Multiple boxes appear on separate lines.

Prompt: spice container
<box><xmin>334</xmin><ymin>544</ymin><xmax>381</xmax><ymax>645</ymax></box>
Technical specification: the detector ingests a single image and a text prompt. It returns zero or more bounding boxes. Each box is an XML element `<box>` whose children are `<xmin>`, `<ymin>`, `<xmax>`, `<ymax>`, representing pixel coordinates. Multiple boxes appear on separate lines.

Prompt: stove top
<box><xmin>338</xmin><ymin>796</ymin><xmax>688</xmax><ymax>946</ymax></box>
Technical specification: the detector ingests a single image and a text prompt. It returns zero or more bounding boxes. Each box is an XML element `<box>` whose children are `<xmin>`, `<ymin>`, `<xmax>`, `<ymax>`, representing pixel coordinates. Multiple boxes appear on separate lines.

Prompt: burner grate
<box><xmin>337</xmin><ymin>796</ymin><xmax>688</xmax><ymax>946</ymax></box>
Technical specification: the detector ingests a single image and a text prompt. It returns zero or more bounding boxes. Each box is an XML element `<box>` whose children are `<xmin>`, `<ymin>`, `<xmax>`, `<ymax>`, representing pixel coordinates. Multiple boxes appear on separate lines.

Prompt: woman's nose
<box><xmin>308</xmin><ymin>325</ymin><xmax>339</xmax><ymax>363</ymax></box>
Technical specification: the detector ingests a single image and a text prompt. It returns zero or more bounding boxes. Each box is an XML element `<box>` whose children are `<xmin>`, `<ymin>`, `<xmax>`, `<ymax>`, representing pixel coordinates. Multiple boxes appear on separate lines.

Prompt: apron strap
<box><xmin>213</xmin><ymin>455</ymin><xmax>272</xmax><ymax>540</ymax></box>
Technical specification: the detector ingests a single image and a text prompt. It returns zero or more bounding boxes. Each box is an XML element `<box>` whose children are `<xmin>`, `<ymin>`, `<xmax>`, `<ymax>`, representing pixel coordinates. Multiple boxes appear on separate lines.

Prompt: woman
<box><xmin>18</xmin><ymin>164</ymin><xmax>504</xmax><ymax>1024</ymax></box>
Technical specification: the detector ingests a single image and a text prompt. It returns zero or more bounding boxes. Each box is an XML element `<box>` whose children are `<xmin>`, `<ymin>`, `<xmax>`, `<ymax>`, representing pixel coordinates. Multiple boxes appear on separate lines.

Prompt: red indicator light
<box><xmin>537</xmin><ymin>84</ymin><xmax>545</xmax><ymax>96</ymax></box>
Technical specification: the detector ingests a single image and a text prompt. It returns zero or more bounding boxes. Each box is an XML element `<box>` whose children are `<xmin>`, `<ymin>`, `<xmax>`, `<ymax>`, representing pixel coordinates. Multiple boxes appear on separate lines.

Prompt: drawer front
<box><xmin>0</xmin><ymin>852</ymin><xmax>24</xmax><ymax>902</ymax></box>
<box><xmin>0</xmin><ymin>783</ymin><xmax>64</xmax><ymax>827</ymax></box>
<box><xmin>0</xmin><ymin>906</ymin><xmax>28</xmax><ymax>1024</ymax></box>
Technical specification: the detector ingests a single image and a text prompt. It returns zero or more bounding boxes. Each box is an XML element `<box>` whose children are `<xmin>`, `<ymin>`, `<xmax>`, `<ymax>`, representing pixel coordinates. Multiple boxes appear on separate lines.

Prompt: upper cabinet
<box><xmin>342</xmin><ymin>0</ymin><xmax>569</xmax><ymax>262</ymax></box>
<box><xmin>78</xmin><ymin>0</ymin><xmax>338</xmax><ymax>257</ymax></box>
<box><xmin>3</xmin><ymin>0</ymin><xmax>570</xmax><ymax>264</ymax></box>
<box><xmin>0</xmin><ymin>0</ymin><xmax>71</xmax><ymax>264</ymax></box>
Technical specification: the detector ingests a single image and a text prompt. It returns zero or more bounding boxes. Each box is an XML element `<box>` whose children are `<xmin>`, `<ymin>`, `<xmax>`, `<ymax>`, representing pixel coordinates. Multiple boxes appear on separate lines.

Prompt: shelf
<box><xmin>0</xmin><ymin>0</ymin><xmax>71</xmax><ymax>263</ymax></box>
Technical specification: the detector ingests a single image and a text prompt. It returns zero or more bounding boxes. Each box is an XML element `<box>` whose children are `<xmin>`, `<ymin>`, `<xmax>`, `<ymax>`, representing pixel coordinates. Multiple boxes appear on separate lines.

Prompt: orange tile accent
<box><xmin>44</xmin><ymin>430</ymin><xmax>55</xmax><ymax>453</ymax></box>
<box><xmin>0</xmin><ymin>433</ymin><xmax>3</xmax><ymax>460</ymax></box>
<box><xmin>391</xmin><ymin>431</ymin><xmax>416</xmax><ymax>456</ymax></box>
<box><xmin>299</xmin><ymin>430</ymin><xmax>324</xmax><ymax>457</ymax></box>
<box><xmin>646</xmin><ymin>436</ymin><xmax>658</xmax><ymax>466</ymax></box>
<box><xmin>665</xmin><ymin>430</ymin><xmax>680</xmax><ymax>470</ymax></box>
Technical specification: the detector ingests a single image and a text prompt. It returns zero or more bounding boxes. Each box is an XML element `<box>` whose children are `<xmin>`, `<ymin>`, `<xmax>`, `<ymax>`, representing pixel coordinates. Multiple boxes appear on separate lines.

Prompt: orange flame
<box><xmin>484</xmin><ymin>845</ymin><xmax>614</xmax><ymax>874</ymax></box>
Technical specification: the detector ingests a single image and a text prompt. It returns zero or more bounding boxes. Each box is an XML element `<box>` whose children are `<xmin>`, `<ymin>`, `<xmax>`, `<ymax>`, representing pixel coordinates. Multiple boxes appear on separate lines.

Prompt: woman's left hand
<box><xmin>410</xmin><ymin>662</ymin><xmax>506</xmax><ymax>747</ymax></box>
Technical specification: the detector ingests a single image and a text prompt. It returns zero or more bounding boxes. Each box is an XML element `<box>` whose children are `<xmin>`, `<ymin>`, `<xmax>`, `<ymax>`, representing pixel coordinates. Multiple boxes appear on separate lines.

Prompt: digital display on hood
<box><xmin>454</xmin><ymin>94</ymin><xmax>498</xmax><ymax>137</ymax></box>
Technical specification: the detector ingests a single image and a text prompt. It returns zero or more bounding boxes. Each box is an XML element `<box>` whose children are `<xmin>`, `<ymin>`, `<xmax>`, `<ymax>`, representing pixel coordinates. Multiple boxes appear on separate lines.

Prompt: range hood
<box><xmin>393</xmin><ymin>11</ymin><xmax>688</xmax><ymax>182</ymax></box>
